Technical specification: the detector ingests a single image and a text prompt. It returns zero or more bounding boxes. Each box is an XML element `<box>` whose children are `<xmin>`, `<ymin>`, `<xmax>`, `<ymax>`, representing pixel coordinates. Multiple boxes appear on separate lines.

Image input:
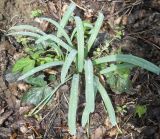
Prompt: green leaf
<box><xmin>25</xmin><ymin>74</ymin><xmax>47</xmax><ymax>87</ymax></box>
<box><xmin>100</xmin><ymin>63</ymin><xmax>135</xmax><ymax>74</ymax></box>
<box><xmin>36</xmin><ymin>35</ymin><xmax>72</xmax><ymax>52</ymax></box>
<box><xmin>61</xmin><ymin>49</ymin><xmax>77</xmax><ymax>83</ymax></box>
<box><xmin>29</xmin><ymin>84</ymin><xmax>61</xmax><ymax>115</ymax></box>
<box><xmin>7</xmin><ymin>31</ymin><xmax>42</xmax><ymax>38</ymax></box>
<box><xmin>12</xmin><ymin>57</ymin><xmax>35</xmax><ymax>73</ymax></box>
<box><xmin>94</xmin><ymin>54</ymin><xmax>160</xmax><ymax>75</ymax></box>
<box><xmin>71</xmin><ymin>28</ymin><xmax>77</xmax><ymax>41</ymax></box>
<box><xmin>81</xmin><ymin>107</ymin><xmax>90</xmax><ymax>127</ymax></box>
<box><xmin>75</xmin><ymin>16</ymin><xmax>84</xmax><ymax>72</ymax></box>
<box><xmin>9</xmin><ymin>25</ymin><xmax>46</xmax><ymax>35</ymax></box>
<box><xmin>68</xmin><ymin>74</ymin><xmax>79</xmax><ymax>135</ymax></box>
<box><xmin>135</xmin><ymin>105</ymin><xmax>147</xmax><ymax>118</ymax></box>
<box><xmin>22</xmin><ymin>86</ymin><xmax>52</xmax><ymax>105</ymax></box>
<box><xmin>95</xmin><ymin>76</ymin><xmax>117</xmax><ymax>126</ymax></box>
<box><xmin>29</xmin><ymin>77</ymin><xmax>71</xmax><ymax>115</ymax></box>
<box><xmin>31</xmin><ymin>9</ymin><xmax>43</xmax><ymax>18</ymax></box>
<box><xmin>39</xmin><ymin>17</ymin><xmax>73</xmax><ymax>46</ymax></box>
<box><xmin>84</xmin><ymin>59</ymin><xmax>95</xmax><ymax>113</ymax></box>
<box><xmin>49</xmin><ymin>43</ymin><xmax>63</xmax><ymax>57</ymax></box>
<box><xmin>70</xmin><ymin>21</ymin><xmax>93</xmax><ymax>41</ymax></box>
<box><xmin>105</xmin><ymin>70</ymin><xmax>132</xmax><ymax>94</ymax></box>
<box><xmin>83</xmin><ymin>21</ymin><xmax>93</xmax><ymax>29</ymax></box>
<box><xmin>81</xmin><ymin>75</ymin><xmax>97</xmax><ymax>127</ymax></box>
<box><xmin>57</xmin><ymin>3</ymin><xmax>76</xmax><ymax>36</ymax></box>
<box><xmin>18</xmin><ymin>61</ymin><xmax>63</xmax><ymax>81</ymax></box>
<box><xmin>87</xmin><ymin>12</ymin><xmax>104</xmax><ymax>52</ymax></box>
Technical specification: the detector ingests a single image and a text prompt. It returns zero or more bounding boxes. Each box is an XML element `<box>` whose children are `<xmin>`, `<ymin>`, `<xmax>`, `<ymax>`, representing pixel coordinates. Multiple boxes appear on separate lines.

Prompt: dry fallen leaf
<box><xmin>114</xmin><ymin>16</ymin><xmax>122</xmax><ymax>25</ymax></box>
<box><xmin>91</xmin><ymin>126</ymin><xmax>106</xmax><ymax>139</ymax></box>
<box><xmin>48</xmin><ymin>1</ymin><xmax>57</xmax><ymax>13</ymax></box>
<box><xmin>62</xmin><ymin>3</ymin><xmax>68</xmax><ymax>15</ymax></box>
<box><xmin>20</xmin><ymin>125</ymin><xmax>28</xmax><ymax>134</ymax></box>
<box><xmin>34</xmin><ymin>18</ymin><xmax>49</xmax><ymax>32</ymax></box>
<box><xmin>10</xmin><ymin>132</ymin><xmax>17</xmax><ymax>139</ymax></box>
<box><xmin>104</xmin><ymin>117</ymin><xmax>113</xmax><ymax>129</ymax></box>
<box><xmin>19</xmin><ymin>106</ymin><xmax>33</xmax><ymax>115</ymax></box>
<box><xmin>0</xmin><ymin>110</ymin><xmax>13</xmax><ymax>125</ymax></box>
<box><xmin>17</xmin><ymin>82</ymin><xmax>29</xmax><ymax>91</ymax></box>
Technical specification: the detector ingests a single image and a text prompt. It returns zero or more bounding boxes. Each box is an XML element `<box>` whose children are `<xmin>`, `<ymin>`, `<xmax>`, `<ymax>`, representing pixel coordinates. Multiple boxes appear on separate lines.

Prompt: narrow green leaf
<box><xmin>9</xmin><ymin>25</ymin><xmax>46</xmax><ymax>35</ymax></box>
<box><xmin>39</xmin><ymin>17</ymin><xmax>73</xmax><ymax>46</ymax></box>
<box><xmin>100</xmin><ymin>63</ymin><xmax>135</xmax><ymax>74</ymax></box>
<box><xmin>83</xmin><ymin>22</ymin><xmax>93</xmax><ymax>29</ymax></box>
<box><xmin>70</xmin><ymin>22</ymin><xmax>93</xmax><ymax>41</ymax></box>
<box><xmin>75</xmin><ymin>16</ymin><xmax>84</xmax><ymax>72</ymax></box>
<box><xmin>84</xmin><ymin>59</ymin><xmax>95</xmax><ymax>113</ymax></box>
<box><xmin>87</xmin><ymin>12</ymin><xmax>104</xmax><ymax>52</ymax></box>
<box><xmin>81</xmin><ymin>107</ymin><xmax>90</xmax><ymax>127</ymax></box>
<box><xmin>68</xmin><ymin>74</ymin><xmax>79</xmax><ymax>135</ymax></box>
<box><xmin>94</xmin><ymin>54</ymin><xmax>160</xmax><ymax>75</ymax></box>
<box><xmin>59</xmin><ymin>3</ymin><xmax>76</xmax><ymax>29</ymax></box>
<box><xmin>36</xmin><ymin>35</ymin><xmax>72</xmax><ymax>51</ymax></box>
<box><xmin>50</xmin><ymin>43</ymin><xmax>63</xmax><ymax>56</ymax></box>
<box><xmin>7</xmin><ymin>31</ymin><xmax>42</xmax><ymax>38</ymax></box>
<box><xmin>81</xmin><ymin>75</ymin><xmax>98</xmax><ymax>127</ymax></box>
<box><xmin>95</xmin><ymin>76</ymin><xmax>117</xmax><ymax>126</ymax></box>
<box><xmin>71</xmin><ymin>28</ymin><xmax>77</xmax><ymax>41</ymax></box>
<box><xmin>61</xmin><ymin>49</ymin><xmax>77</xmax><ymax>83</ymax></box>
<box><xmin>18</xmin><ymin>61</ymin><xmax>63</xmax><ymax>81</ymax></box>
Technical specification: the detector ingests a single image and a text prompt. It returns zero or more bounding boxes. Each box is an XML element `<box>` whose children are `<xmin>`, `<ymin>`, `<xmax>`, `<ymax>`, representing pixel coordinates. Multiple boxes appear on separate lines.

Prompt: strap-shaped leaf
<box><xmin>49</xmin><ymin>43</ymin><xmax>63</xmax><ymax>56</ymax></box>
<box><xmin>75</xmin><ymin>16</ymin><xmax>84</xmax><ymax>72</ymax></box>
<box><xmin>84</xmin><ymin>59</ymin><xmax>95</xmax><ymax>113</ymax></box>
<box><xmin>81</xmin><ymin>107</ymin><xmax>90</xmax><ymax>127</ymax></box>
<box><xmin>71</xmin><ymin>22</ymin><xmax>93</xmax><ymax>41</ymax></box>
<box><xmin>95</xmin><ymin>76</ymin><xmax>117</xmax><ymax>126</ymax></box>
<box><xmin>100</xmin><ymin>63</ymin><xmax>135</xmax><ymax>74</ymax></box>
<box><xmin>57</xmin><ymin>3</ymin><xmax>76</xmax><ymax>36</ymax></box>
<box><xmin>18</xmin><ymin>61</ymin><xmax>63</xmax><ymax>81</ymax></box>
<box><xmin>9</xmin><ymin>25</ymin><xmax>46</xmax><ymax>35</ymax></box>
<box><xmin>87</xmin><ymin>12</ymin><xmax>104</xmax><ymax>52</ymax></box>
<box><xmin>39</xmin><ymin>17</ymin><xmax>73</xmax><ymax>46</ymax></box>
<box><xmin>68</xmin><ymin>74</ymin><xmax>79</xmax><ymax>135</ymax></box>
<box><xmin>61</xmin><ymin>49</ymin><xmax>77</xmax><ymax>83</ymax></box>
<box><xmin>81</xmin><ymin>75</ymin><xmax>97</xmax><ymax>127</ymax></box>
<box><xmin>94</xmin><ymin>54</ymin><xmax>160</xmax><ymax>75</ymax></box>
<box><xmin>83</xmin><ymin>22</ymin><xmax>93</xmax><ymax>28</ymax></box>
<box><xmin>36</xmin><ymin>35</ymin><xmax>72</xmax><ymax>51</ymax></box>
<box><xmin>7</xmin><ymin>31</ymin><xmax>42</xmax><ymax>38</ymax></box>
<box><xmin>71</xmin><ymin>28</ymin><xmax>77</xmax><ymax>41</ymax></box>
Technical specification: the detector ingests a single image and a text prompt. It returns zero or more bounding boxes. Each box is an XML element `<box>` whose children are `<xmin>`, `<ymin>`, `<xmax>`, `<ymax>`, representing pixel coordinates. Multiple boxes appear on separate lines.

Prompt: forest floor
<box><xmin>0</xmin><ymin>0</ymin><xmax>160</xmax><ymax>138</ymax></box>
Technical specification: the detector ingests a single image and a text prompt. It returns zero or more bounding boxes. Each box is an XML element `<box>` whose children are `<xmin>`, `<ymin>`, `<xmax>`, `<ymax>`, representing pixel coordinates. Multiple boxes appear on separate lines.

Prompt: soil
<box><xmin>0</xmin><ymin>0</ymin><xmax>160</xmax><ymax>139</ymax></box>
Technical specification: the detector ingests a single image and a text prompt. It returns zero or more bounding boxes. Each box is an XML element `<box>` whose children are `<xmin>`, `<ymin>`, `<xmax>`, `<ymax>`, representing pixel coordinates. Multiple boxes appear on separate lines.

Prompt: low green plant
<box><xmin>116</xmin><ymin>105</ymin><xmax>127</xmax><ymax>116</ymax></box>
<box><xmin>135</xmin><ymin>104</ymin><xmax>147</xmax><ymax>118</ymax></box>
<box><xmin>31</xmin><ymin>9</ymin><xmax>43</xmax><ymax>18</ymax></box>
<box><xmin>8</xmin><ymin>3</ymin><xmax>160</xmax><ymax>135</ymax></box>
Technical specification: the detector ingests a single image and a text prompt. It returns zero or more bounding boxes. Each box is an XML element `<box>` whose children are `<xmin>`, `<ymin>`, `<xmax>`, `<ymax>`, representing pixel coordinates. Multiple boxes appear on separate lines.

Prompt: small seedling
<box><xmin>135</xmin><ymin>105</ymin><xmax>147</xmax><ymax>118</ymax></box>
<box><xmin>116</xmin><ymin>105</ymin><xmax>127</xmax><ymax>116</ymax></box>
<box><xmin>31</xmin><ymin>9</ymin><xmax>43</xmax><ymax>18</ymax></box>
